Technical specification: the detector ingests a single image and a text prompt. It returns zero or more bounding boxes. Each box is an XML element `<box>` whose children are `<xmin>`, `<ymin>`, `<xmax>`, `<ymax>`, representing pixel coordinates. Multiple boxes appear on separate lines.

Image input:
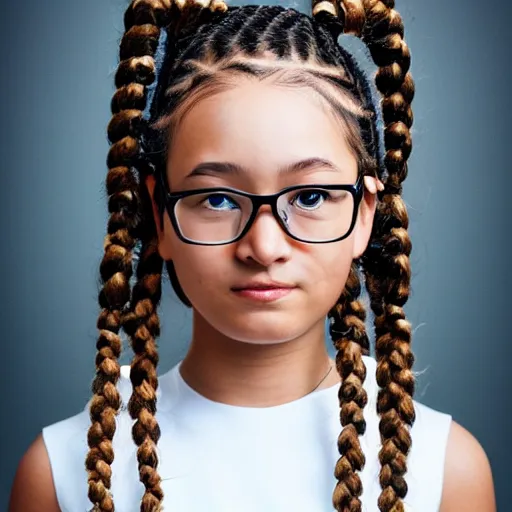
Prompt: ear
<box><xmin>144</xmin><ymin>174</ymin><xmax>173</xmax><ymax>261</ymax></box>
<box><xmin>352</xmin><ymin>176</ymin><xmax>380</xmax><ymax>259</ymax></box>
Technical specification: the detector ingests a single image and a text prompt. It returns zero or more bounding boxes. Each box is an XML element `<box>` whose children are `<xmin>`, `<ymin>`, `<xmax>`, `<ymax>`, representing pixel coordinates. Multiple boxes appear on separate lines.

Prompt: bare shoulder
<box><xmin>440</xmin><ymin>419</ymin><xmax>496</xmax><ymax>512</ymax></box>
<box><xmin>9</xmin><ymin>433</ymin><xmax>60</xmax><ymax>512</ymax></box>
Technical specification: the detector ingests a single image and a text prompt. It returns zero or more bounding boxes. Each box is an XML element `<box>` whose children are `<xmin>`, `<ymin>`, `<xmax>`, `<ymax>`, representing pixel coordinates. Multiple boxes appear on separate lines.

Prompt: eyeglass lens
<box><xmin>173</xmin><ymin>187</ymin><xmax>355</xmax><ymax>244</ymax></box>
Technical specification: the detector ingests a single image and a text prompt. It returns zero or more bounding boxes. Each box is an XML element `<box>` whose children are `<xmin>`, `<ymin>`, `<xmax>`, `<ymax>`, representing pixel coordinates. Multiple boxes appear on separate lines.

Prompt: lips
<box><xmin>231</xmin><ymin>280</ymin><xmax>295</xmax><ymax>291</ymax></box>
<box><xmin>232</xmin><ymin>286</ymin><xmax>295</xmax><ymax>302</ymax></box>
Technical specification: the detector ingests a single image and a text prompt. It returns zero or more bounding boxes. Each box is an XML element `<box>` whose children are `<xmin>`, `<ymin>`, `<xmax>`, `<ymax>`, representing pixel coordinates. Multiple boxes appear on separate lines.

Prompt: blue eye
<box><xmin>292</xmin><ymin>190</ymin><xmax>329</xmax><ymax>210</ymax></box>
<box><xmin>204</xmin><ymin>193</ymin><xmax>238</xmax><ymax>211</ymax></box>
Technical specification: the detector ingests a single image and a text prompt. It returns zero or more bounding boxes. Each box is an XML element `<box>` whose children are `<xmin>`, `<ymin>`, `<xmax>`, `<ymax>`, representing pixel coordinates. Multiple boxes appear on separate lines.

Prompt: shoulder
<box><xmin>440</xmin><ymin>419</ymin><xmax>496</xmax><ymax>512</ymax></box>
<box><xmin>11</xmin><ymin>409</ymin><xmax>92</xmax><ymax>512</ymax></box>
<box><xmin>9</xmin><ymin>433</ymin><xmax>60</xmax><ymax>512</ymax></box>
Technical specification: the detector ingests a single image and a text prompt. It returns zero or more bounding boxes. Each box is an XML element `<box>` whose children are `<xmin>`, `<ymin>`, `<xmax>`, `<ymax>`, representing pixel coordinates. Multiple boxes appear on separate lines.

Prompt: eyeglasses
<box><xmin>157</xmin><ymin>172</ymin><xmax>364</xmax><ymax>245</ymax></box>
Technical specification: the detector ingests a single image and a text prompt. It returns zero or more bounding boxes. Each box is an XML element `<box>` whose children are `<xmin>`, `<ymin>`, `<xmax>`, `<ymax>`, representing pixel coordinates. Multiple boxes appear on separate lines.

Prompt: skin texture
<box><xmin>9</xmin><ymin>81</ymin><xmax>496</xmax><ymax>511</ymax></box>
<box><xmin>150</xmin><ymin>80</ymin><xmax>377</xmax><ymax>407</ymax></box>
<box><xmin>9</xmin><ymin>434</ymin><xmax>60</xmax><ymax>511</ymax></box>
<box><xmin>440</xmin><ymin>422</ymin><xmax>496</xmax><ymax>512</ymax></box>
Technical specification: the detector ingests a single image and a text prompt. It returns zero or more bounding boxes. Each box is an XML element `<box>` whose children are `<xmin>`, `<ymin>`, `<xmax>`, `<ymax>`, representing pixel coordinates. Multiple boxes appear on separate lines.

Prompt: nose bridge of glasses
<box><xmin>247</xmin><ymin>191</ymin><xmax>286</xmax><ymax>227</ymax></box>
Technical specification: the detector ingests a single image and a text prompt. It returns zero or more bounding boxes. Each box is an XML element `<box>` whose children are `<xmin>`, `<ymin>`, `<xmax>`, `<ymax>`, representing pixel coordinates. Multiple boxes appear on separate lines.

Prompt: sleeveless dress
<box><xmin>42</xmin><ymin>355</ymin><xmax>452</xmax><ymax>512</ymax></box>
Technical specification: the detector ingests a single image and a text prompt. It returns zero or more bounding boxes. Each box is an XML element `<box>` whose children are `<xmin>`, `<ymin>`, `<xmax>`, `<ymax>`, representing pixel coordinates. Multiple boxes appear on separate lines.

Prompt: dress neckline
<box><xmin>153</xmin><ymin>354</ymin><xmax>377</xmax><ymax>416</ymax></box>
<box><xmin>117</xmin><ymin>355</ymin><xmax>377</xmax><ymax>415</ymax></box>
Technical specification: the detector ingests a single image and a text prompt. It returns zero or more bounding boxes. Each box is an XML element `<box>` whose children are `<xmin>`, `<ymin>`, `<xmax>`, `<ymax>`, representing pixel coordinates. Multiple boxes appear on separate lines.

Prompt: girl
<box><xmin>9</xmin><ymin>0</ymin><xmax>495</xmax><ymax>511</ymax></box>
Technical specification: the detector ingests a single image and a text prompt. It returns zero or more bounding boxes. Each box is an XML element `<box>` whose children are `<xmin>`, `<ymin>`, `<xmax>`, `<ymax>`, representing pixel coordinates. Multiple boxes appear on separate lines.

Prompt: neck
<box><xmin>179</xmin><ymin>311</ymin><xmax>340</xmax><ymax>407</ymax></box>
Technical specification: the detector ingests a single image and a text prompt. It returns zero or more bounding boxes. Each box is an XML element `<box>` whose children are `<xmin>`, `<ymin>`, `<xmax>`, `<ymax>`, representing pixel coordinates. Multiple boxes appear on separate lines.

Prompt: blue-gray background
<box><xmin>1</xmin><ymin>0</ymin><xmax>510</xmax><ymax>509</ymax></box>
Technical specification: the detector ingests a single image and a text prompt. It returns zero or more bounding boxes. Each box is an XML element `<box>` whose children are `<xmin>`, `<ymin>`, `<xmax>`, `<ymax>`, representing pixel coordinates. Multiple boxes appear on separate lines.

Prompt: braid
<box><xmin>359</xmin><ymin>2</ymin><xmax>415</xmax><ymax>510</ymax></box>
<box><xmin>310</xmin><ymin>2</ymin><xmax>382</xmax><ymax>511</ymax></box>
<box><xmin>122</xmin><ymin>237</ymin><xmax>164</xmax><ymax>511</ymax></box>
<box><xmin>340</xmin><ymin>0</ymin><xmax>366</xmax><ymax>36</ymax></box>
<box><xmin>367</xmin><ymin>201</ymin><xmax>414</xmax><ymax>512</ymax></box>
<box><xmin>113</xmin><ymin>3</ymin><xmax>170</xmax><ymax>509</ymax></box>
<box><xmin>336</xmin><ymin>0</ymin><xmax>415</xmax><ymax>510</ymax></box>
<box><xmin>89</xmin><ymin>1</ymin><xmax>170</xmax><ymax>510</ymax></box>
<box><xmin>97</xmin><ymin>2</ymin><xmax>415</xmax><ymax>510</ymax></box>
<box><xmin>85</xmin><ymin>0</ymin><xmax>167</xmax><ymax>508</ymax></box>
<box><xmin>104</xmin><ymin>1</ymin><xmax>229</xmax><ymax>510</ymax></box>
<box><xmin>328</xmin><ymin>262</ymin><xmax>370</xmax><ymax>512</ymax></box>
<box><xmin>312</xmin><ymin>0</ymin><xmax>415</xmax><ymax>509</ymax></box>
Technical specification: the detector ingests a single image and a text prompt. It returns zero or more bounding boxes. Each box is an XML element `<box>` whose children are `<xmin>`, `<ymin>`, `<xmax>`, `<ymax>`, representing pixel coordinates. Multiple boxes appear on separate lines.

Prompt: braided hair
<box><xmin>87</xmin><ymin>0</ymin><xmax>415</xmax><ymax>510</ymax></box>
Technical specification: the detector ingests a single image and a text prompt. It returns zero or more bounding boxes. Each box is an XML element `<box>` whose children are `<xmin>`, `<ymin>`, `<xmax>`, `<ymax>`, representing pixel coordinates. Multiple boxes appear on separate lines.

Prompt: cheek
<box><xmin>171</xmin><ymin>243</ymin><xmax>230</xmax><ymax>298</ymax></box>
<box><xmin>304</xmin><ymin>239</ymin><xmax>355</xmax><ymax>309</ymax></box>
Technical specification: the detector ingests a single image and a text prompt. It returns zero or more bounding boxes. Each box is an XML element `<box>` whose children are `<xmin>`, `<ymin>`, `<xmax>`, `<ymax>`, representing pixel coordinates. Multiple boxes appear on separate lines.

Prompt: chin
<box><xmin>213</xmin><ymin>311</ymin><xmax>310</xmax><ymax>346</ymax></box>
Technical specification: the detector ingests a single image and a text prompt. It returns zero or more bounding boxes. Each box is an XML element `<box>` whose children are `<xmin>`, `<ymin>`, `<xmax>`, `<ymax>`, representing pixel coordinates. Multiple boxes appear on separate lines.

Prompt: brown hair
<box><xmin>86</xmin><ymin>0</ymin><xmax>415</xmax><ymax>510</ymax></box>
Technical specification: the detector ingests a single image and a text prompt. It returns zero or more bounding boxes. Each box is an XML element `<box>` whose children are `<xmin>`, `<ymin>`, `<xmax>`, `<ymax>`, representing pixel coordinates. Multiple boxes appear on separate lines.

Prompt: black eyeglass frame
<box><xmin>156</xmin><ymin>171</ymin><xmax>365</xmax><ymax>246</ymax></box>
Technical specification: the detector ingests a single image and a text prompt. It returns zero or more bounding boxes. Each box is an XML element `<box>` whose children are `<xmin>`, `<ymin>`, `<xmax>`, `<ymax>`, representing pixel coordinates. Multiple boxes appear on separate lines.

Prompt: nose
<box><xmin>234</xmin><ymin>205</ymin><xmax>292</xmax><ymax>267</ymax></box>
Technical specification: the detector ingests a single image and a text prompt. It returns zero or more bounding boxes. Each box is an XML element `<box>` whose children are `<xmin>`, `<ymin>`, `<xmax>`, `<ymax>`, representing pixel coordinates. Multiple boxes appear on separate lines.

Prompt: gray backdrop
<box><xmin>1</xmin><ymin>0</ymin><xmax>510</xmax><ymax>510</ymax></box>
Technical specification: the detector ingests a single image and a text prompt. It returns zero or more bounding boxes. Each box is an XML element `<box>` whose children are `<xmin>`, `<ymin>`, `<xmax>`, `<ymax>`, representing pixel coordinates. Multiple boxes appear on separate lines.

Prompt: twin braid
<box><xmin>313</xmin><ymin>1</ymin><xmax>415</xmax><ymax>511</ymax></box>
<box><xmin>89</xmin><ymin>0</ymin><xmax>415</xmax><ymax>510</ymax></box>
<box><xmin>328</xmin><ymin>261</ymin><xmax>370</xmax><ymax>512</ymax></box>
<box><xmin>114</xmin><ymin>4</ymin><xmax>170</xmax><ymax>510</ymax></box>
<box><xmin>86</xmin><ymin>1</ymin><xmax>168</xmax><ymax>510</ymax></box>
<box><xmin>359</xmin><ymin>3</ymin><xmax>416</xmax><ymax>511</ymax></box>
<box><xmin>87</xmin><ymin>1</ymin><xmax>226</xmax><ymax>511</ymax></box>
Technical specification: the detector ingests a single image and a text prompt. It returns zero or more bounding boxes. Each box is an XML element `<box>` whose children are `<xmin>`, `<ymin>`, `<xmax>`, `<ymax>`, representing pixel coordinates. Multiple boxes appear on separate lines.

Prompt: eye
<box><xmin>291</xmin><ymin>189</ymin><xmax>330</xmax><ymax>210</ymax></box>
<box><xmin>203</xmin><ymin>193</ymin><xmax>239</xmax><ymax>211</ymax></box>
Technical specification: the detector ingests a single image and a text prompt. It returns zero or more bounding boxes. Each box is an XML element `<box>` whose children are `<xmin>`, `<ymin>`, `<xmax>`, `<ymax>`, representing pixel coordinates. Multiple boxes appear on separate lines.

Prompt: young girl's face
<box><xmin>146</xmin><ymin>79</ymin><xmax>377</xmax><ymax>345</ymax></box>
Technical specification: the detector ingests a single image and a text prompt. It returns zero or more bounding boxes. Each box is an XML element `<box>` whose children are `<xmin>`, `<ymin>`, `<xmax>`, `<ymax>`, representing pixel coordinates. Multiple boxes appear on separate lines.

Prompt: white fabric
<box><xmin>42</xmin><ymin>355</ymin><xmax>452</xmax><ymax>511</ymax></box>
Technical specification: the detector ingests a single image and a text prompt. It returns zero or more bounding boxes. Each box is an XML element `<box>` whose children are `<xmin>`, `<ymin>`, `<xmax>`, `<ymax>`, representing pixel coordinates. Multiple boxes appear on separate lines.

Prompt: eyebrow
<box><xmin>184</xmin><ymin>157</ymin><xmax>344</xmax><ymax>179</ymax></box>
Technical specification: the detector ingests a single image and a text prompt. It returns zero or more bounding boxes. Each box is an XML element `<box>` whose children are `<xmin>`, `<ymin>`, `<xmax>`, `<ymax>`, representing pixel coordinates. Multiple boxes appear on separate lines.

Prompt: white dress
<box><xmin>42</xmin><ymin>355</ymin><xmax>452</xmax><ymax>511</ymax></box>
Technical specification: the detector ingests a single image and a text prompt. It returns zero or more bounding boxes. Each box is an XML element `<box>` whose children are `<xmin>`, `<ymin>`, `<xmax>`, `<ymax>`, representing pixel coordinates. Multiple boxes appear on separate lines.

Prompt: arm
<box><xmin>9</xmin><ymin>433</ymin><xmax>61</xmax><ymax>512</ymax></box>
<box><xmin>440</xmin><ymin>420</ymin><xmax>496</xmax><ymax>512</ymax></box>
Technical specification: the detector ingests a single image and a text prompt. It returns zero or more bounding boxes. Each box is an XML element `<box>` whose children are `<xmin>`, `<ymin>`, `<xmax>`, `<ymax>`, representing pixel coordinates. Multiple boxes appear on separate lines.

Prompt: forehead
<box><xmin>166</xmin><ymin>80</ymin><xmax>358</xmax><ymax>189</ymax></box>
